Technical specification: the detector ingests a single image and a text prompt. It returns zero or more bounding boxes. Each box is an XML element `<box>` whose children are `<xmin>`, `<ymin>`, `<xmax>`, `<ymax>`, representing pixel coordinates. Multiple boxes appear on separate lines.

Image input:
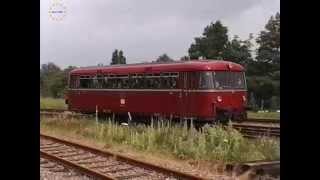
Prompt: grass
<box><xmin>40</xmin><ymin>97</ymin><xmax>67</xmax><ymax>110</ymax></box>
<box><xmin>40</xmin><ymin>116</ymin><xmax>279</xmax><ymax>163</ymax></box>
<box><xmin>247</xmin><ymin>111</ymin><xmax>280</xmax><ymax>119</ymax></box>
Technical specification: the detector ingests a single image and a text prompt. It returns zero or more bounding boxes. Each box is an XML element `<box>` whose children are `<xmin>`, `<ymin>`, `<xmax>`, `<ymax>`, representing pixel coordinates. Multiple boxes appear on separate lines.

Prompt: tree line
<box><xmin>40</xmin><ymin>12</ymin><xmax>280</xmax><ymax>110</ymax></box>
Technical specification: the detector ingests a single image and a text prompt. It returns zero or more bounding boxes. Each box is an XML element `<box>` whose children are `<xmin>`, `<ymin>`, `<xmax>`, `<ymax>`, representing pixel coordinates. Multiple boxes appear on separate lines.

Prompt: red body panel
<box><xmin>67</xmin><ymin>89</ymin><xmax>246</xmax><ymax>120</ymax></box>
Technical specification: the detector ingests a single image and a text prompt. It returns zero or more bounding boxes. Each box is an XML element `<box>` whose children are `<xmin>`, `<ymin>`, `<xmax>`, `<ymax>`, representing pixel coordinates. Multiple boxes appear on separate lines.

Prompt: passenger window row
<box><xmin>71</xmin><ymin>73</ymin><xmax>179</xmax><ymax>89</ymax></box>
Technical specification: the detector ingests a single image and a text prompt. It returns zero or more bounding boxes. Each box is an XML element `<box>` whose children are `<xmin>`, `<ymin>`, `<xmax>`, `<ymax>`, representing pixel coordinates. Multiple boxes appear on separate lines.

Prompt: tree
<box><xmin>243</xmin><ymin>12</ymin><xmax>280</xmax><ymax>110</ymax></box>
<box><xmin>270</xmin><ymin>96</ymin><xmax>280</xmax><ymax>110</ymax></box>
<box><xmin>156</xmin><ymin>54</ymin><xmax>173</xmax><ymax>62</ymax></box>
<box><xmin>118</xmin><ymin>50</ymin><xmax>126</xmax><ymax>64</ymax></box>
<box><xmin>40</xmin><ymin>63</ymin><xmax>76</xmax><ymax>98</ymax></box>
<box><xmin>40</xmin><ymin>62</ymin><xmax>63</xmax><ymax>97</ymax></box>
<box><xmin>40</xmin><ymin>62</ymin><xmax>61</xmax><ymax>97</ymax></box>
<box><xmin>180</xmin><ymin>56</ymin><xmax>190</xmax><ymax>61</ymax></box>
<box><xmin>40</xmin><ymin>62</ymin><xmax>61</xmax><ymax>76</ymax></box>
<box><xmin>188</xmin><ymin>21</ymin><xmax>229</xmax><ymax>59</ymax></box>
<box><xmin>248</xmin><ymin>92</ymin><xmax>258</xmax><ymax>110</ymax></box>
<box><xmin>110</xmin><ymin>49</ymin><xmax>119</xmax><ymax>65</ymax></box>
<box><xmin>48</xmin><ymin>71</ymin><xmax>66</xmax><ymax>98</ymax></box>
<box><xmin>256</xmin><ymin>12</ymin><xmax>280</xmax><ymax>71</ymax></box>
<box><xmin>187</xmin><ymin>20</ymin><xmax>254</xmax><ymax>65</ymax></box>
<box><xmin>246</xmin><ymin>76</ymin><xmax>275</xmax><ymax>110</ymax></box>
<box><xmin>110</xmin><ymin>49</ymin><xmax>126</xmax><ymax>65</ymax></box>
<box><xmin>64</xmin><ymin>66</ymin><xmax>77</xmax><ymax>73</ymax></box>
<box><xmin>222</xmin><ymin>35</ymin><xmax>253</xmax><ymax>65</ymax></box>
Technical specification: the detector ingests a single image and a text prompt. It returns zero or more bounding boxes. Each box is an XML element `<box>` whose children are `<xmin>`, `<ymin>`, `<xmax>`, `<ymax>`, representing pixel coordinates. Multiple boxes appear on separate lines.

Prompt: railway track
<box><xmin>226</xmin><ymin>160</ymin><xmax>280</xmax><ymax>178</ymax></box>
<box><xmin>40</xmin><ymin>133</ymin><xmax>206</xmax><ymax>180</ymax></box>
<box><xmin>41</xmin><ymin>108</ymin><xmax>69</xmax><ymax>113</ymax></box>
<box><xmin>40</xmin><ymin>109</ymin><xmax>92</xmax><ymax>119</ymax></box>
<box><xmin>41</xmin><ymin>156</ymin><xmax>94</xmax><ymax>179</ymax></box>
<box><xmin>40</xmin><ymin>109</ymin><xmax>279</xmax><ymax>123</ymax></box>
<box><xmin>243</xmin><ymin>118</ymin><xmax>279</xmax><ymax>124</ymax></box>
<box><xmin>231</xmin><ymin>123</ymin><xmax>280</xmax><ymax>138</ymax></box>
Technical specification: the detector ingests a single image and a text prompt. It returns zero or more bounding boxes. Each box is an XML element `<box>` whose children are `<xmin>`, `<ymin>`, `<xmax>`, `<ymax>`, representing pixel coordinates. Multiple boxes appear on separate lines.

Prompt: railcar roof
<box><xmin>70</xmin><ymin>60</ymin><xmax>244</xmax><ymax>75</ymax></box>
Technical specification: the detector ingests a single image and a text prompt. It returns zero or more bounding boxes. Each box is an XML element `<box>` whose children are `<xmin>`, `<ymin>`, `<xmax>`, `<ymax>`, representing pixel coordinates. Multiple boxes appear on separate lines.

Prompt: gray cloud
<box><xmin>41</xmin><ymin>0</ymin><xmax>279</xmax><ymax>68</ymax></box>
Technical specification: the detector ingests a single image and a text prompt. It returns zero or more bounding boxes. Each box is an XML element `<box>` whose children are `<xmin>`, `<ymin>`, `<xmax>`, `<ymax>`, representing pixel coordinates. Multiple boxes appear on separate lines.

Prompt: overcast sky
<box><xmin>41</xmin><ymin>0</ymin><xmax>280</xmax><ymax>68</ymax></box>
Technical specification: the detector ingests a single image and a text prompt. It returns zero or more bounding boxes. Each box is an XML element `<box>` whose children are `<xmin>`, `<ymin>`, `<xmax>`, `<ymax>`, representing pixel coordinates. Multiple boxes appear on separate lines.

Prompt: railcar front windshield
<box><xmin>199</xmin><ymin>71</ymin><xmax>246</xmax><ymax>90</ymax></box>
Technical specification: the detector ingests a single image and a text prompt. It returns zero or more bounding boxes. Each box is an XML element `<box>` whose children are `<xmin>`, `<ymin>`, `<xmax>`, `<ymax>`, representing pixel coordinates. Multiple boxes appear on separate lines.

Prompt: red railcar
<box><xmin>66</xmin><ymin>60</ymin><xmax>247</xmax><ymax>123</ymax></box>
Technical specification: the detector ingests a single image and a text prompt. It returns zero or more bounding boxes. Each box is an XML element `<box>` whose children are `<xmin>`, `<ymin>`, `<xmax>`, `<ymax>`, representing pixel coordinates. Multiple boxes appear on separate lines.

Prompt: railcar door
<box><xmin>178</xmin><ymin>72</ymin><xmax>190</xmax><ymax>118</ymax></box>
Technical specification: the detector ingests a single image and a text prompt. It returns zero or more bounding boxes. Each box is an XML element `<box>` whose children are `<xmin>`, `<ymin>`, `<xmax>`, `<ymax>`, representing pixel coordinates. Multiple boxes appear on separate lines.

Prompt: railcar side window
<box><xmin>199</xmin><ymin>72</ymin><xmax>213</xmax><ymax>89</ymax></box>
<box><xmin>160</xmin><ymin>72</ymin><xmax>178</xmax><ymax>89</ymax></box>
<box><xmin>137</xmin><ymin>74</ymin><xmax>145</xmax><ymax>88</ymax></box>
<box><xmin>76</xmin><ymin>72</ymin><xmax>179</xmax><ymax>89</ymax></box>
<box><xmin>152</xmin><ymin>74</ymin><xmax>161</xmax><ymax>88</ymax></box>
<box><xmin>111</xmin><ymin>79</ymin><xmax>118</xmax><ymax>88</ymax></box>
<box><xmin>69</xmin><ymin>75</ymin><xmax>79</xmax><ymax>88</ymax></box>
<box><xmin>129</xmin><ymin>74</ymin><xmax>144</xmax><ymax>89</ymax></box>
<box><xmin>121</xmin><ymin>77</ymin><xmax>130</xmax><ymax>88</ymax></box>
<box><xmin>161</xmin><ymin>77</ymin><xmax>169</xmax><ymax>89</ymax></box>
<box><xmin>230</xmin><ymin>72</ymin><xmax>245</xmax><ymax>89</ymax></box>
<box><xmin>130</xmin><ymin>75</ymin><xmax>138</xmax><ymax>88</ymax></box>
<box><xmin>96</xmin><ymin>75</ymin><xmax>104</xmax><ymax>88</ymax></box>
<box><xmin>214</xmin><ymin>72</ymin><xmax>229</xmax><ymax>89</ymax></box>
<box><xmin>79</xmin><ymin>76</ymin><xmax>93</xmax><ymax>88</ymax></box>
<box><xmin>146</xmin><ymin>78</ymin><xmax>153</xmax><ymax>88</ymax></box>
<box><xmin>102</xmin><ymin>76</ymin><xmax>109</xmax><ymax>88</ymax></box>
<box><xmin>213</xmin><ymin>71</ymin><xmax>246</xmax><ymax>89</ymax></box>
<box><xmin>153</xmin><ymin>78</ymin><xmax>161</xmax><ymax>88</ymax></box>
<box><xmin>144</xmin><ymin>74</ymin><xmax>160</xmax><ymax>89</ymax></box>
<box><xmin>169</xmin><ymin>77</ymin><xmax>177</xmax><ymax>89</ymax></box>
<box><xmin>108</xmin><ymin>75</ymin><xmax>117</xmax><ymax>88</ymax></box>
<box><xmin>93</xmin><ymin>76</ymin><xmax>99</xmax><ymax>88</ymax></box>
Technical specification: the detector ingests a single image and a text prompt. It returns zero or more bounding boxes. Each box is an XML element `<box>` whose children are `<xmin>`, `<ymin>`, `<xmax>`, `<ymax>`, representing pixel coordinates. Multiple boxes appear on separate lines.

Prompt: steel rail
<box><xmin>226</xmin><ymin>160</ymin><xmax>280</xmax><ymax>177</ymax></box>
<box><xmin>231</xmin><ymin>124</ymin><xmax>280</xmax><ymax>138</ymax></box>
<box><xmin>40</xmin><ymin>133</ymin><xmax>207</xmax><ymax>180</ymax></box>
<box><xmin>40</xmin><ymin>150</ymin><xmax>116</xmax><ymax>180</ymax></box>
<box><xmin>40</xmin><ymin>109</ymin><xmax>279</xmax><ymax>123</ymax></box>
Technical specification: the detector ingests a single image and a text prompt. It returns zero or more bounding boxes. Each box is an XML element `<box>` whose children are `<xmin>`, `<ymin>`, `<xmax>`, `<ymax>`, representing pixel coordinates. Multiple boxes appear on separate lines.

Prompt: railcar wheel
<box><xmin>216</xmin><ymin>113</ymin><xmax>230</xmax><ymax>125</ymax></box>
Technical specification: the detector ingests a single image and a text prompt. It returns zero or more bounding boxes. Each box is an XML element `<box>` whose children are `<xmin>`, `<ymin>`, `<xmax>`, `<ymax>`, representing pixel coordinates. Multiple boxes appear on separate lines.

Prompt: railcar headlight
<box><xmin>242</xmin><ymin>95</ymin><xmax>246</xmax><ymax>102</ymax></box>
<box><xmin>217</xmin><ymin>96</ymin><xmax>222</xmax><ymax>102</ymax></box>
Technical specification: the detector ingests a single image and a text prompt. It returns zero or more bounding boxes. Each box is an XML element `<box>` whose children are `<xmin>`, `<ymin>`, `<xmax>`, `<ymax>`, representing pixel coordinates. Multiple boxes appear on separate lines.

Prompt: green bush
<box><xmin>40</xmin><ymin>97</ymin><xmax>67</xmax><ymax>109</ymax></box>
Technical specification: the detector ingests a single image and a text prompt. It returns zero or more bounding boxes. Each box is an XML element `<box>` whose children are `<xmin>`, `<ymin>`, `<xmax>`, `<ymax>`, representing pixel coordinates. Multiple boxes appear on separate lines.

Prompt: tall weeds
<box><xmin>41</xmin><ymin>117</ymin><xmax>280</xmax><ymax>163</ymax></box>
